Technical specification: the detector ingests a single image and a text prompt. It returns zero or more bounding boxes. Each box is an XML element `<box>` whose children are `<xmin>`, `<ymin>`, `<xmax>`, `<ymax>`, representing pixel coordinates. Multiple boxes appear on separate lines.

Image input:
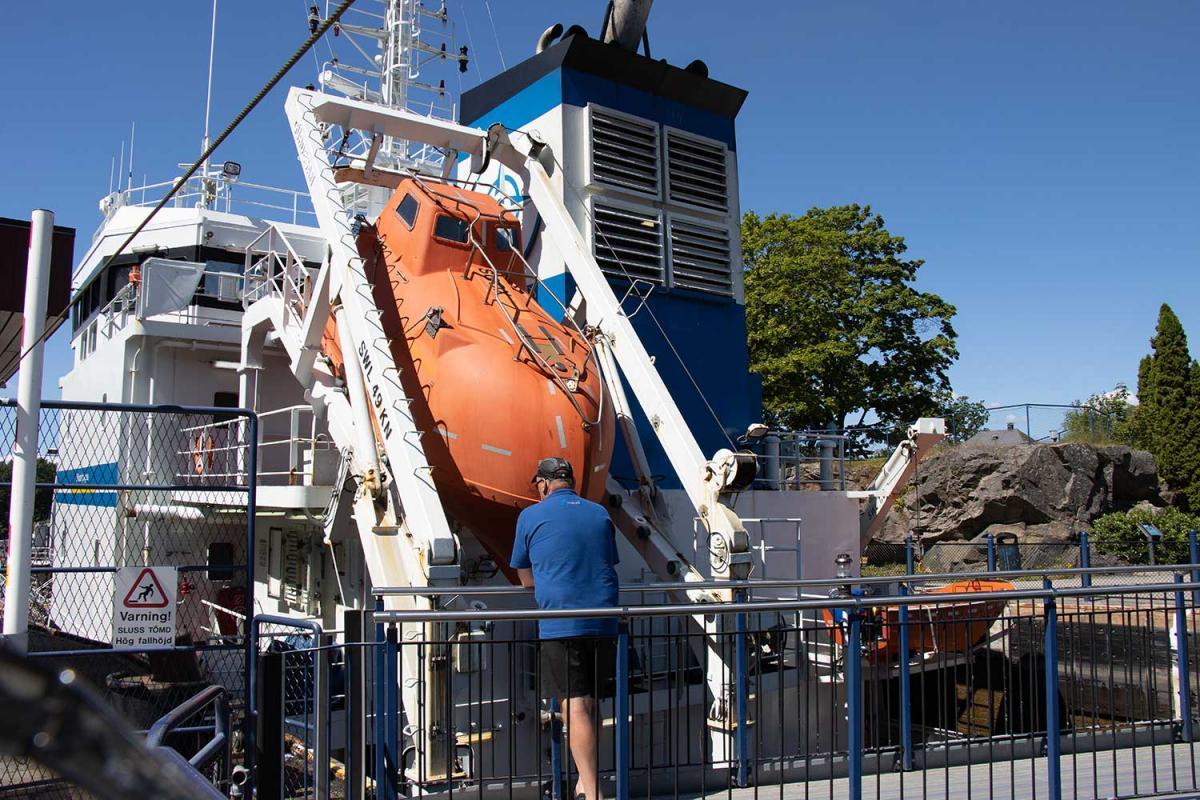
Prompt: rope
<box><xmin>482</xmin><ymin>0</ymin><xmax>507</xmax><ymax>70</ymax></box>
<box><xmin>458</xmin><ymin>0</ymin><xmax>485</xmax><ymax>84</ymax></box>
<box><xmin>0</xmin><ymin>0</ymin><xmax>360</xmax><ymax>383</ymax></box>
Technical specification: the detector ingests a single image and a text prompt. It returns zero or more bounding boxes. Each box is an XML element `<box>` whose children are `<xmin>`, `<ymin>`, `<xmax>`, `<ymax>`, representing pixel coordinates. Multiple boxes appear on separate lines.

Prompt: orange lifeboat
<box><xmin>823</xmin><ymin>579</ymin><xmax>1013</xmax><ymax>663</ymax></box>
<box><xmin>321</xmin><ymin>178</ymin><xmax>615</xmax><ymax>570</ymax></box>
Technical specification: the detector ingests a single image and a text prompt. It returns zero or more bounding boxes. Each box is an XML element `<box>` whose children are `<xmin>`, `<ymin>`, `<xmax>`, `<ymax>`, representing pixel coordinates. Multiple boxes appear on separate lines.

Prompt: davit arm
<box><xmin>303</xmin><ymin>91</ymin><xmax>755</xmax><ymax>590</ymax></box>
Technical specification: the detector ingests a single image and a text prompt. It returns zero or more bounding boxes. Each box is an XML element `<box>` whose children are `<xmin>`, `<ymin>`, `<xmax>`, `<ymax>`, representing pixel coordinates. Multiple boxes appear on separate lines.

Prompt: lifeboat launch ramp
<box><xmin>240</xmin><ymin>85</ymin><xmax>770</xmax><ymax>770</ymax></box>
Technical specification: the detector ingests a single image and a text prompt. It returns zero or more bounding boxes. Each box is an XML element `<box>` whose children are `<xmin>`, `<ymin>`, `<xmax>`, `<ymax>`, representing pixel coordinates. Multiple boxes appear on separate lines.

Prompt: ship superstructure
<box><xmin>47</xmin><ymin>0</ymin><xmax>950</xmax><ymax>788</ymax></box>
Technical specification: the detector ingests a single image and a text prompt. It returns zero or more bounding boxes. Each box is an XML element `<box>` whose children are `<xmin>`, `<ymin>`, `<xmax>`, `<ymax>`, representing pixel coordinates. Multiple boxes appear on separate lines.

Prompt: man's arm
<box><xmin>510</xmin><ymin>512</ymin><xmax>533</xmax><ymax>588</ymax></box>
<box><xmin>517</xmin><ymin>568</ymin><xmax>534</xmax><ymax>588</ymax></box>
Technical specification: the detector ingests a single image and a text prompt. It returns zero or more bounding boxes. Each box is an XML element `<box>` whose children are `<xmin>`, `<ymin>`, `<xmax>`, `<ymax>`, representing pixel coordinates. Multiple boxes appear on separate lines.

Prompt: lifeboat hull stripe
<box><xmin>436</xmin><ymin>429</ymin><xmax>459</xmax><ymax>440</ymax></box>
<box><xmin>546</xmin><ymin>380</ymin><xmax>556</xmax><ymax>396</ymax></box>
<box><xmin>481</xmin><ymin>443</ymin><xmax>513</xmax><ymax>456</ymax></box>
<box><xmin>555</xmin><ymin>416</ymin><xmax>567</xmax><ymax>449</ymax></box>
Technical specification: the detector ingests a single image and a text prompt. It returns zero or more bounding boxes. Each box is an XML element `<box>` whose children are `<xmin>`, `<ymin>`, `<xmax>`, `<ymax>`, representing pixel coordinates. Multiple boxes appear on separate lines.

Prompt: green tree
<box><xmin>0</xmin><ymin>458</ymin><xmax>58</xmax><ymax>529</ymax></box>
<box><xmin>1131</xmin><ymin>305</ymin><xmax>1200</xmax><ymax>508</ymax></box>
<box><xmin>934</xmin><ymin>391</ymin><xmax>989</xmax><ymax>443</ymax></box>
<box><xmin>1091</xmin><ymin>506</ymin><xmax>1200</xmax><ymax>565</ymax></box>
<box><xmin>743</xmin><ymin>206</ymin><xmax>958</xmax><ymax>445</ymax></box>
<box><xmin>1060</xmin><ymin>384</ymin><xmax>1137</xmax><ymax>445</ymax></box>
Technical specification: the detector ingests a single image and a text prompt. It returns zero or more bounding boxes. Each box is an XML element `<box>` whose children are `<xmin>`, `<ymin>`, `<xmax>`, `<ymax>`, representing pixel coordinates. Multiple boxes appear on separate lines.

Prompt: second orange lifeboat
<box><xmin>823</xmin><ymin>579</ymin><xmax>1014</xmax><ymax>663</ymax></box>
<box><xmin>321</xmin><ymin>177</ymin><xmax>615</xmax><ymax>569</ymax></box>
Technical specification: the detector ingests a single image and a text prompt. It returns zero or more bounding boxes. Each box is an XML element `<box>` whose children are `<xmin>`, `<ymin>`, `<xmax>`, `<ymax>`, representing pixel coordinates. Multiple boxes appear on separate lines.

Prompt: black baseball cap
<box><xmin>531</xmin><ymin>457</ymin><xmax>574</xmax><ymax>484</ymax></box>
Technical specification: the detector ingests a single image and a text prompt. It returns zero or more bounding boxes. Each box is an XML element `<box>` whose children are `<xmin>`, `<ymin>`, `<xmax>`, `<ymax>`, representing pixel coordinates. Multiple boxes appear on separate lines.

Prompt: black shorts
<box><xmin>539</xmin><ymin>637</ymin><xmax>616</xmax><ymax>700</ymax></box>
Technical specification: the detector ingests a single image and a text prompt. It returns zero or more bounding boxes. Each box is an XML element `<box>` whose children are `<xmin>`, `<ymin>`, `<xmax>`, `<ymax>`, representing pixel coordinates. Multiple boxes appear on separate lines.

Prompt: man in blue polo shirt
<box><xmin>510</xmin><ymin>457</ymin><xmax>619</xmax><ymax>800</ymax></box>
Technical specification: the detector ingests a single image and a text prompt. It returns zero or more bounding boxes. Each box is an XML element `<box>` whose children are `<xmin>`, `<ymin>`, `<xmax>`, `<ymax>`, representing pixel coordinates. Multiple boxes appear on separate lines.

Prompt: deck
<box><xmin>714</xmin><ymin>744</ymin><xmax>1200</xmax><ymax>800</ymax></box>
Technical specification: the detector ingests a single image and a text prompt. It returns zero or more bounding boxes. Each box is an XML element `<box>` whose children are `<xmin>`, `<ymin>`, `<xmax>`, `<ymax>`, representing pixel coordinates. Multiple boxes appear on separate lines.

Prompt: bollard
<box><xmin>847</xmin><ymin>606</ymin><xmax>864</xmax><ymax>800</ymax></box>
<box><xmin>1175</xmin><ymin>575</ymin><xmax>1194</xmax><ymax>743</ymax></box>
<box><xmin>986</xmin><ymin>533</ymin><xmax>996</xmax><ymax>573</ymax></box>
<box><xmin>1079</xmin><ymin>532</ymin><xmax>1092</xmax><ymax>590</ymax></box>
<box><xmin>615</xmin><ymin>622</ymin><xmax>631</xmax><ymax>800</ymax></box>
<box><xmin>1042</xmin><ymin>578</ymin><xmax>1062</xmax><ymax>800</ymax></box>
<box><xmin>905</xmin><ymin>534</ymin><xmax>915</xmax><ymax>576</ymax></box>
<box><xmin>735</xmin><ymin>593</ymin><xmax>751</xmax><ymax>788</ymax></box>
<box><xmin>898</xmin><ymin>584</ymin><xmax>913</xmax><ymax>770</ymax></box>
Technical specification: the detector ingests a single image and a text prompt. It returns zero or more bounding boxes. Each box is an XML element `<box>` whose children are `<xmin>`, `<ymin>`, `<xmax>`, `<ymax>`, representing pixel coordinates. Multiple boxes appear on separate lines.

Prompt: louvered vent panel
<box><xmin>592</xmin><ymin>204</ymin><xmax>664</xmax><ymax>285</ymax></box>
<box><xmin>666</xmin><ymin>132</ymin><xmax>728</xmax><ymax>211</ymax></box>
<box><xmin>590</xmin><ymin>109</ymin><xmax>660</xmax><ymax>196</ymax></box>
<box><xmin>670</xmin><ymin>218</ymin><xmax>733</xmax><ymax>295</ymax></box>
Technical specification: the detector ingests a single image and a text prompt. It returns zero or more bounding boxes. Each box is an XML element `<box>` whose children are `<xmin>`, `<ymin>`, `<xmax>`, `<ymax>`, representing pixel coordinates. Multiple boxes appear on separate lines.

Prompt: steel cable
<box><xmin>0</xmin><ymin>0</ymin><xmax>359</xmax><ymax>383</ymax></box>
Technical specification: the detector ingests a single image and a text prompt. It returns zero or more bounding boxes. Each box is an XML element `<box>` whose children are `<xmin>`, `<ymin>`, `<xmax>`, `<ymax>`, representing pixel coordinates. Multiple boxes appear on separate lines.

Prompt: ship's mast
<box><xmin>315</xmin><ymin>0</ymin><xmax>465</xmax><ymax>184</ymax></box>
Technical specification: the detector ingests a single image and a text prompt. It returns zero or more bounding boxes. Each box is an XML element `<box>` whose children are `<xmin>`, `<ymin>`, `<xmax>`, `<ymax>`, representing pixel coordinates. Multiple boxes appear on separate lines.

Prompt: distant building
<box><xmin>966</xmin><ymin>422</ymin><xmax>1036</xmax><ymax>446</ymax></box>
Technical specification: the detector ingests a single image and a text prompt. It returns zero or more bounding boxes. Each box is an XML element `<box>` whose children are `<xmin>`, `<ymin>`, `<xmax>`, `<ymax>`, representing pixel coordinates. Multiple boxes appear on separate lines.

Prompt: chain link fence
<box><xmin>0</xmin><ymin>401</ymin><xmax>256</xmax><ymax>798</ymax></box>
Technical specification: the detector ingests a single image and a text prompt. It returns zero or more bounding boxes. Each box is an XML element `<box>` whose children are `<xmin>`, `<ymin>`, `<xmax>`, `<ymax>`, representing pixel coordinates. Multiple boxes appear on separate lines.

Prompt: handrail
<box><xmin>373</xmin><ymin>560</ymin><xmax>1200</xmax><ymax>598</ymax></box>
<box><xmin>249</xmin><ymin>614</ymin><xmax>324</xmax><ymax>715</ymax></box>
<box><xmin>146</xmin><ymin>684</ymin><xmax>230</xmax><ymax>776</ymax></box>
<box><xmin>373</xmin><ymin>578</ymin><xmax>1200</xmax><ymax>624</ymax></box>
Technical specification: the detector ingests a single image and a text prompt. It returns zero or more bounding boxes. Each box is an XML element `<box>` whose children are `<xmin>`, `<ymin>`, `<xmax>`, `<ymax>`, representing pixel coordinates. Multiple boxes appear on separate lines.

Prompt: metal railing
<box><xmin>87</xmin><ymin>260</ymin><xmax>250</xmax><ymax>349</ymax></box>
<box><xmin>750</xmin><ymin>429</ymin><xmax>850</xmax><ymax>491</ymax></box>
<box><xmin>248</xmin><ymin>565</ymin><xmax>1200</xmax><ymax>800</ymax></box>
<box><xmin>867</xmin><ymin>531</ymin><xmax>1200</xmax><ymax>590</ymax></box>
<box><xmin>103</xmin><ymin>174</ymin><xmax>315</xmax><ymax>227</ymax></box>
<box><xmin>146</xmin><ymin>684</ymin><xmax>232</xmax><ymax>784</ymax></box>
<box><xmin>243</xmin><ymin>223</ymin><xmax>318</xmax><ymax>320</ymax></box>
<box><xmin>249</xmin><ymin>615</ymin><xmax>332</xmax><ymax>800</ymax></box>
<box><xmin>0</xmin><ymin>645</ymin><xmax>229</xmax><ymax>800</ymax></box>
<box><xmin>176</xmin><ymin>404</ymin><xmax>335</xmax><ymax>488</ymax></box>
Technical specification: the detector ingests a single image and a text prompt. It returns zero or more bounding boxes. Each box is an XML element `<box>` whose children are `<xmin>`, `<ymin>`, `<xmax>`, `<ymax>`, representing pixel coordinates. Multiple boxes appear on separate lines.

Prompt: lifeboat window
<box><xmin>495</xmin><ymin>226</ymin><xmax>516</xmax><ymax>252</ymax></box>
<box><xmin>395</xmin><ymin>193</ymin><xmax>419</xmax><ymax>229</ymax></box>
<box><xmin>434</xmin><ymin>215</ymin><xmax>471</xmax><ymax>244</ymax></box>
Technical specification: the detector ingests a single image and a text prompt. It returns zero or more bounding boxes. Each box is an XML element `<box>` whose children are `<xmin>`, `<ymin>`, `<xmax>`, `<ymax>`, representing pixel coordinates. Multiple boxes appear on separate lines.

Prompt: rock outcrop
<box><xmin>876</xmin><ymin>443</ymin><xmax>1161</xmax><ymax>544</ymax></box>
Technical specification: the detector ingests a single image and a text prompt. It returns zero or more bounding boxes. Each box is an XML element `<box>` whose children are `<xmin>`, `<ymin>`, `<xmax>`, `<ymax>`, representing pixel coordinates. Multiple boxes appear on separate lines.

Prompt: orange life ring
<box><xmin>193</xmin><ymin>434</ymin><xmax>216</xmax><ymax>475</ymax></box>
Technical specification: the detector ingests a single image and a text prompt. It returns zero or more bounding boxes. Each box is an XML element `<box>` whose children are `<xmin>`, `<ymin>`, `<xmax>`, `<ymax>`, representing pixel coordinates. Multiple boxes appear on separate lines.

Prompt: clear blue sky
<box><xmin>3</xmin><ymin>1</ymin><xmax>1198</xmax><ymax>429</ymax></box>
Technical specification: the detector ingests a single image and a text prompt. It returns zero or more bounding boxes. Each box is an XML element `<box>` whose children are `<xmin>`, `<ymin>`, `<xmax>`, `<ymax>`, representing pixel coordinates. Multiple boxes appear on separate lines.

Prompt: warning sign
<box><xmin>113</xmin><ymin>566</ymin><xmax>177</xmax><ymax>648</ymax></box>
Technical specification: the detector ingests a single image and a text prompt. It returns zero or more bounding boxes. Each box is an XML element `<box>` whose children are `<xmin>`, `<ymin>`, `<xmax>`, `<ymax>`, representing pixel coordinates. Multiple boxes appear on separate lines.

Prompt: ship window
<box><xmin>207</xmin><ymin>542</ymin><xmax>236</xmax><ymax>581</ymax></box>
<box><xmin>434</xmin><ymin>215</ymin><xmax>470</xmax><ymax>245</ymax></box>
<box><xmin>214</xmin><ymin>391</ymin><xmax>238</xmax><ymax>424</ymax></box>
<box><xmin>107</xmin><ymin>264</ymin><xmax>132</xmax><ymax>301</ymax></box>
<box><xmin>395</xmin><ymin>193</ymin><xmax>419</xmax><ymax>229</ymax></box>
<box><xmin>201</xmin><ymin>260</ymin><xmax>243</xmax><ymax>302</ymax></box>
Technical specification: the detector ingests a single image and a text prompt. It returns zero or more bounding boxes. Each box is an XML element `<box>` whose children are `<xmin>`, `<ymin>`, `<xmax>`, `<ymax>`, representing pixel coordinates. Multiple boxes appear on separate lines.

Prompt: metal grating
<box><xmin>669</xmin><ymin>217</ymin><xmax>733</xmax><ymax>295</ymax></box>
<box><xmin>590</xmin><ymin>109</ymin><xmax>660</xmax><ymax>196</ymax></box>
<box><xmin>592</xmin><ymin>203</ymin><xmax>664</xmax><ymax>285</ymax></box>
<box><xmin>666</xmin><ymin>131</ymin><xmax>728</xmax><ymax>212</ymax></box>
